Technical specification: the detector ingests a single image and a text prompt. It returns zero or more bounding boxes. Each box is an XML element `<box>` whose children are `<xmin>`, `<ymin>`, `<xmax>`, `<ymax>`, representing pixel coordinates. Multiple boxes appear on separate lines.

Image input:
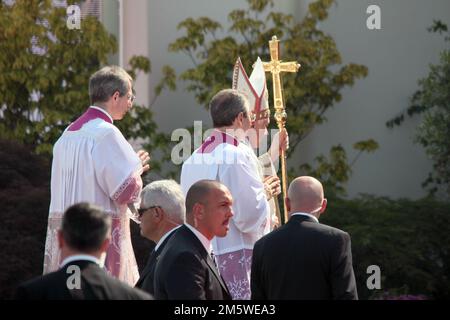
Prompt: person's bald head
<box><xmin>185</xmin><ymin>180</ymin><xmax>234</xmax><ymax>240</ymax></box>
<box><xmin>286</xmin><ymin>176</ymin><xmax>327</xmax><ymax>218</ymax></box>
<box><xmin>186</xmin><ymin>180</ymin><xmax>225</xmax><ymax>214</ymax></box>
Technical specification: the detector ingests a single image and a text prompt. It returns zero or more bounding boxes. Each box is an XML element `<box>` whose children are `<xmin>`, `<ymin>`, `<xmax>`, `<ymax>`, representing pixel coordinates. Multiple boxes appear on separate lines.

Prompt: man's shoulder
<box><xmin>188</xmin><ymin>141</ymin><xmax>244</xmax><ymax>159</ymax></box>
<box><xmin>14</xmin><ymin>269</ymin><xmax>67</xmax><ymax>299</ymax></box>
<box><xmin>88</xmin><ymin>120</ymin><xmax>122</xmax><ymax>139</ymax></box>
<box><xmin>93</xmin><ymin>269</ymin><xmax>153</xmax><ymax>300</ymax></box>
<box><xmin>23</xmin><ymin>268</ymin><xmax>66</xmax><ymax>287</ymax></box>
<box><xmin>162</xmin><ymin>226</ymin><xmax>193</xmax><ymax>251</ymax></box>
<box><xmin>257</xmin><ymin>219</ymin><xmax>349</xmax><ymax>245</ymax></box>
<box><xmin>312</xmin><ymin>222</ymin><xmax>349</xmax><ymax>239</ymax></box>
<box><xmin>159</xmin><ymin>227</ymin><xmax>201</xmax><ymax>260</ymax></box>
<box><xmin>58</xmin><ymin>119</ymin><xmax>121</xmax><ymax>141</ymax></box>
<box><xmin>254</xmin><ymin>223</ymin><xmax>289</xmax><ymax>246</ymax></box>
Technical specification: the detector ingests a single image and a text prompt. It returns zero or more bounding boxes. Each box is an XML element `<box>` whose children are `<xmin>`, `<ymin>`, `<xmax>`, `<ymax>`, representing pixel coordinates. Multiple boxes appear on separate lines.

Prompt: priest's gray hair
<box><xmin>210</xmin><ymin>89</ymin><xmax>250</xmax><ymax>127</ymax></box>
<box><xmin>141</xmin><ymin>180</ymin><xmax>186</xmax><ymax>223</ymax></box>
<box><xmin>89</xmin><ymin>65</ymin><xmax>132</xmax><ymax>104</ymax></box>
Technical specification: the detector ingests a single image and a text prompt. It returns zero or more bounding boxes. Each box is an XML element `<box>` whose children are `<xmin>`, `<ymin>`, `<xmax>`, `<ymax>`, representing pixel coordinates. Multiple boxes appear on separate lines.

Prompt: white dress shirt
<box><xmin>60</xmin><ymin>254</ymin><xmax>101</xmax><ymax>268</ymax></box>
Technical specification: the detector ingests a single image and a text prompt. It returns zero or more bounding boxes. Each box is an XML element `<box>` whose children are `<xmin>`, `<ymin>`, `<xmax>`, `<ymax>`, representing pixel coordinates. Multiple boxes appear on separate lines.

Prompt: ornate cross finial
<box><xmin>261</xmin><ymin>35</ymin><xmax>300</xmax><ymax>225</ymax></box>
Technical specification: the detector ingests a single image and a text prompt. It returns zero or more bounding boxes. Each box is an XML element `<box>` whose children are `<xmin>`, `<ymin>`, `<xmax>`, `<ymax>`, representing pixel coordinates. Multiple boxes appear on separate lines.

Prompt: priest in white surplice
<box><xmin>43</xmin><ymin>66</ymin><xmax>150</xmax><ymax>286</ymax></box>
<box><xmin>232</xmin><ymin>57</ymin><xmax>289</xmax><ymax>230</ymax></box>
<box><xmin>180</xmin><ymin>89</ymin><xmax>271</xmax><ymax>300</ymax></box>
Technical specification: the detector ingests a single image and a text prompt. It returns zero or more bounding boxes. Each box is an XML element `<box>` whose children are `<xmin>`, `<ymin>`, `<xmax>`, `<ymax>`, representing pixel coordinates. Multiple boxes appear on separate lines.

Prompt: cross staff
<box><xmin>262</xmin><ymin>35</ymin><xmax>300</xmax><ymax>225</ymax></box>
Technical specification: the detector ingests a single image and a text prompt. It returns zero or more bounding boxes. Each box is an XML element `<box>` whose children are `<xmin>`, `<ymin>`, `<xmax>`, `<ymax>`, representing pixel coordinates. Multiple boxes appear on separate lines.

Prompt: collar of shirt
<box><xmin>291</xmin><ymin>212</ymin><xmax>320</xmax><ymax>224</ymax></box>
<box><xmin>90</xmin><ymin>105</ymin><xmax>113</xmax><ymax>123</ymax></box>
<box><xmin>184</xmin><ymin>223</ymin><xmax>212</xmax><ymax>255</ymax></box>
<box><xmin>154</xmin><ymin>225</ymin><xmax>181</xmax><ymax>252</ymax></box>
<box><xmin>60</xmin><ymin>254</ymin><xmax>101</xmax><ymax>268</ymax></box>
<box><xmin>213</xmin><ymin>128</ymin><xmax>241</xmax><ymax>144</ymax></box>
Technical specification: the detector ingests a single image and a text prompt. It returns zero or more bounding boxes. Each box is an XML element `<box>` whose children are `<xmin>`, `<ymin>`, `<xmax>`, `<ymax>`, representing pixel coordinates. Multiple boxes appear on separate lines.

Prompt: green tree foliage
<box><xmin>0</xmin><ymin>0</ymin><xmax>174</xmax><ymax>177</ymax></box>
<box><xmin>386</xmin><ymin>21</ymin><xmax>450</xmax><ymax>196</ymax></box>
<box><xmin>322</xmin><ymin>195</ymin><xmax>450</xmax><ymax>299</ymax></box>
<box><xmin>168</xmin><ymin>0</ymin><xmax>375</xmax><ymax>192</ymax></box>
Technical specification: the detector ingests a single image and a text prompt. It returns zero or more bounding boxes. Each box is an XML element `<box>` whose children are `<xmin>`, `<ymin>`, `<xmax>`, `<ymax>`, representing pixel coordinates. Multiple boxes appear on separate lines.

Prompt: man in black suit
<box><xmin>251</xmin><ymin>176</ymin><xmax>358</xmax><ymax>300</ymax></box>
<box><xmin>154</xmin><ymin>180</ymin><xmax>232</xmax><ymax>300</ymax></box>
<box><xmin>14</xmin><ymin>203</ymin><xmax>152</xmax><ymax>300</ymax></box>
<box><xmin>135</xmin><ymin>180</ymin><xmax>185</xmax><ymax>295</ymax></box>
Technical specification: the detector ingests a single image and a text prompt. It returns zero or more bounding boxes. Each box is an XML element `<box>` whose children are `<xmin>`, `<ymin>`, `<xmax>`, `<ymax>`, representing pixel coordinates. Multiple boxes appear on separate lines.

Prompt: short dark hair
<box><xmin>61</xmin><ymin>203</ymin><xmax>111</xmax><ymax>252</ymax></box>
<box><xmin>210</xmin><ymin>89</ymin><xmax>249</xmax><ymax>127</ymax></box>
<box><xmin>185</xmin><ymin>180</ymin><xmax>224</xmax><ymax>214</ymax></box>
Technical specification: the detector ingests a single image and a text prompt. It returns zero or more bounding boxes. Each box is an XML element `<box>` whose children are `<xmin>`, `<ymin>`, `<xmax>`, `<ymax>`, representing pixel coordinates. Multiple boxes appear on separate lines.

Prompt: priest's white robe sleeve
<box><xmin>258</xmin><ymin>152</ymin><xmax>277</xmax><ymax>177</ymax></box>
<box><xmin>220</xmin><ymin>151</ymin><xmax>270</xmax><ymax>234</ymax></box>
<box><xmin>92</xmin><ymin>127</ymin><xmax>142</xmax><ymax>218</ymax></box>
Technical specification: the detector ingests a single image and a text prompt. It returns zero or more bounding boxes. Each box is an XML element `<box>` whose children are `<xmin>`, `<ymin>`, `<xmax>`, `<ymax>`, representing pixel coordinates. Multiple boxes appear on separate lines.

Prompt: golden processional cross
<box><xmin>262</xmin><ymin>35</ymin><xmax>301</xmax><ymax>225</ymax></box>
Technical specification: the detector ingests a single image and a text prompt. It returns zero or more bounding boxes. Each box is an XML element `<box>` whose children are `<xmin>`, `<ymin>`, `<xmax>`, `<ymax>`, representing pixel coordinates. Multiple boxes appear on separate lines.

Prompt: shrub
<box><xmin>322</xmin><ymin>195</ymin><xmax>450</xmax><ymax>299</ymax></box>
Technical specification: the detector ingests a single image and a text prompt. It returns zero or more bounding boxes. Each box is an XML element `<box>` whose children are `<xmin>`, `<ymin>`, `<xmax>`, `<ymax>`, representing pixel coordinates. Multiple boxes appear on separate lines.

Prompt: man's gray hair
<box><xmin>141</xmin><ymin>180</ymin><xmax>186</xmax><ymax>223</ymax></box>
<box><xmin>210</xmin><ymin>89</ymin><xmax>249</xmax><ymax>127</ymax></box>
<box><xmin>89</xmin><ymin>65</ymin><xmax>132</xmax><ymax>105</ymax></box>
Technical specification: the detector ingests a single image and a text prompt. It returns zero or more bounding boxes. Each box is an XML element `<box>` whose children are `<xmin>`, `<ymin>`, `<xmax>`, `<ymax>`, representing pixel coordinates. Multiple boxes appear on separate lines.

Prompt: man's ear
<box><xmin>192</xmin><ymin>203</ymin><xmax>204</xmax><ymax>219</ymax></box>
<box><xmin>112</xmin><ymin>90</ymin><xmax>120</xmax><ymax>101</ymax></box>
<box><xmin>319</xmin><ymin>198</ymin><xmax>327</xmax><ymax>215</ymax></box>
<box><xmin>191</xmin><ymin>203</ymin><xmax>204</xmax><ymax>228</ymax></box>
<box><xmin>154</xmin><ymin>207</ymin><xmax>164</xmax><ymax>222</ymax></box>
<box><xmin>236</xmin><ymin>112</ymin><xmax>244</xmax><ymax>126</ymax></box>
<box><xmin>100</xmin><ymin>237</ymin><xmax>110</xmax><ymax>254</ymax></box>
<box><xmin>285</xmin><ymin>197</ymin><xmax>291</xmax><ymax>213</ymax></box>
<box><xmin>57</xmin><ymin>230</ymin><xmax>65</xmax><ymax>249</ymax></box>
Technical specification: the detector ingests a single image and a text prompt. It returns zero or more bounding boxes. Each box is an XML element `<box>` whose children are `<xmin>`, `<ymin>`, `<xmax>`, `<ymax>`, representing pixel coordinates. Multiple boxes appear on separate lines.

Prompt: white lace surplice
<box><xmin>43</xmin><ymin>110</ymin><xmax>142</xmax><ymax>286</ymax></box>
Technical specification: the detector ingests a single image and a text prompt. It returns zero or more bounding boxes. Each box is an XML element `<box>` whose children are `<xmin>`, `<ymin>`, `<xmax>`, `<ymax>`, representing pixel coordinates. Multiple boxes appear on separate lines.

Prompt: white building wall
<box><xmin>116</xmin><ymin>0</ymin><xmax>450</xmax><ymax>199</ymax></box>
<box><xmin>302</xmin><ymin>0</ymin><xmax>450</xmax><ymax>199</ymax></box>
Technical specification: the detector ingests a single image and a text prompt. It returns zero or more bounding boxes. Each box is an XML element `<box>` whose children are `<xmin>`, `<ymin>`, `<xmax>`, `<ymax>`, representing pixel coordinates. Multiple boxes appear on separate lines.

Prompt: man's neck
<box><xmin>154</xmin><ymin>222</ymin><xmax>178</xmax><ymax>243</ymax></box>
<box><xmin>215</xmin><ymin>126</ymin><xmax>237</xmax><ymax>133</ymax></box>
<box><xmin>186</xmin><ymin>220</ymin><xmax>212</xmax><ymax>241</ymax></box>
<box><xmin>214</xmin><ymin>127</ymin><xmax>246</xmax><ymax>141</ymax></box>
<box><xmin>184</xmin><ymin>223</ymin><xmax>213</xmax><ymax>255</ymax></box>
<box><xmin>290</xmin><ymin>211</ymin><xmax>320</xmax><ymax>221</ymax></box>
<box><xmin>93</xmin><ymin>103</ymin><xmax>107</xmax><ymax>111</ymax></box>
<box><xmin>60</xmin><ymin>248</ymin><xmax>102</xmax><ymax>261</ymax></box>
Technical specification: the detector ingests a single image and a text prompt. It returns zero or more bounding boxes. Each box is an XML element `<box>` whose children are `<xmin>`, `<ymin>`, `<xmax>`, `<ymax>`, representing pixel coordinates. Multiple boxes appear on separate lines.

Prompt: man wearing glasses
<box><xmin>135</xmin><ymin>180</ymin><xmax>185</xmax><ymax>295</ymax></box>
<box><xmin>43</xmin><ymin>66</ymin><xmax>150</xmax><ymax>286</ymax></box>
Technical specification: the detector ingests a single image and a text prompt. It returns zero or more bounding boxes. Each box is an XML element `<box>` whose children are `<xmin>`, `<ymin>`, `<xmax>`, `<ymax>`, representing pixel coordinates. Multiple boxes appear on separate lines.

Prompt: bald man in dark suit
<box><xmin>251</xmin><ymin>176</ymin><xmax>358</xmax><ymax>300</ymax></box>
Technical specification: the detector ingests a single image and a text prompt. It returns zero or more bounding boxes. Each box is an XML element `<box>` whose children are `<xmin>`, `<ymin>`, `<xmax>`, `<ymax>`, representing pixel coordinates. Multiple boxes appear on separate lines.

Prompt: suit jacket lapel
<box><xmin>136</xmin><ymin>249</ymin><xmax>156</xmax><ymax>287</ymax></box>
<box><xmin>181</xmin><ymin>226</ymin><xmax>230</xmax><ymax>297</ymax></box>
<box><xmin>137</xmin><ymin>229</ymin><xmax>178</xmax><ymax>287</ymax></box>
<box><xmin>205</xmin><ymin>254</ymin><xmax>230</xmax><ymax>296</ymax></box>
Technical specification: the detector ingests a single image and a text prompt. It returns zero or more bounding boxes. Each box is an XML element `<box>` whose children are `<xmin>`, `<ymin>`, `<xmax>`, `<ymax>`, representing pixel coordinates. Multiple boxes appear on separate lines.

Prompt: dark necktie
<box><xmin>210</xmin><ymin>251</ymin><xmax>218</xmax><ymax>269</ymax></box>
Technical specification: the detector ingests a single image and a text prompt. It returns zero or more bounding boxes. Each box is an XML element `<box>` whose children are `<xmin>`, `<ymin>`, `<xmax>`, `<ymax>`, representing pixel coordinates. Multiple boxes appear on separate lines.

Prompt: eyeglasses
<box><xmin>138</xmin><ymin>205</ymin><xmax>161</xmax><ymax>218</ymax></box>
<box><xmin>127</xmin><ymin>94</ymin><xmax>136</xmax><ymax>103</ymax></box>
